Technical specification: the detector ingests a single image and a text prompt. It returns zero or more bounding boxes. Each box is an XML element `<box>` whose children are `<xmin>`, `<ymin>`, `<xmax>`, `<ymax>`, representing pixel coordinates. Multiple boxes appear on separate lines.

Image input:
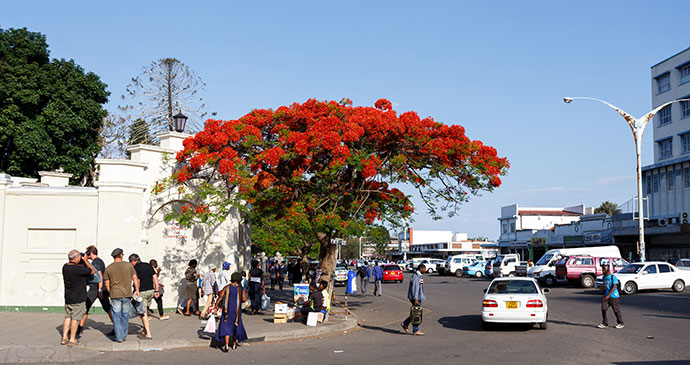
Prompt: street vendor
<box><xmin>291</xmin><ymin>281</ymin><xmax>322</xmax><ymax>323</ymax></box>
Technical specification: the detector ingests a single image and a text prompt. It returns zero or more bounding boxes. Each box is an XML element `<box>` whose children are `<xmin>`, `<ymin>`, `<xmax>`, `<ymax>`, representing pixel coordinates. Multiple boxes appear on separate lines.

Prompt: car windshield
<box><xmin>336</xmin><ymin>265</ymin><xmax>347</xmax><ymax>270</ymax></box>
<box><xmin>535</xmin><ymin>253</ymin><xmax>554</xmax><ymax>266</ymax></box>
<box><xmin>384</xmin><ymin>265</ymin><xmax>401</xmax><ymax>271</ymax></box>
<box><xmin>618</xmin><ymin>264</ymin><xmax>643</xmax><ymax>273</ymax></box>
<box><xmin>487</xmin><ymin>280</ymin><xmax>538</xmax><ymax>294</ymax></box>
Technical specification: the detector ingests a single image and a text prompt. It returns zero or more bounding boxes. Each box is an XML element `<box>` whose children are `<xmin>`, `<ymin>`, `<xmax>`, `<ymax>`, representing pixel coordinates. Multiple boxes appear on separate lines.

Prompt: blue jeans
<box><xmin>403</xmin><ymin>300</ymin><xmax>421</xmax><ymax>333</ymax></box>
<box><xmin>110</xmin><ymin>297</ymin><xmax>131</xmax><ymax>342</ymax></box>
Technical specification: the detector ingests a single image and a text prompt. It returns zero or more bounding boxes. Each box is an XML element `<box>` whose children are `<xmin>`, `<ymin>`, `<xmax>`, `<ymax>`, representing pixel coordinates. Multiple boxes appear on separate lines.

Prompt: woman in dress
<box><xmin>214</xmin><ymin>272</ymin><xmax>248</xmax><ymax>352</ymax></box>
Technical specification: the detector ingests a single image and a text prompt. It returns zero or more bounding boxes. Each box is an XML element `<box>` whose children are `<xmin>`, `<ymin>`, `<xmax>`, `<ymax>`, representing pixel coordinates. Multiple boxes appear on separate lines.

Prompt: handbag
<box><xmin>410</xmin><ymin>305</ymin><xmax>423</xmax><ymax>326</ymax></box>
<box><xmin>88</xmin><ymin>269</ymin><xmax>101</xmax><ymax>284</ymax></box>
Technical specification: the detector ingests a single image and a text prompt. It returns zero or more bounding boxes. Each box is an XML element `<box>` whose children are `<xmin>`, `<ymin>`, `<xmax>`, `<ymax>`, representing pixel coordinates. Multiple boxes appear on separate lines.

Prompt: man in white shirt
<box><xmin>200</xmin><ymin>265</ymin><xmax>217</xmax><ymax>318</ymax></box>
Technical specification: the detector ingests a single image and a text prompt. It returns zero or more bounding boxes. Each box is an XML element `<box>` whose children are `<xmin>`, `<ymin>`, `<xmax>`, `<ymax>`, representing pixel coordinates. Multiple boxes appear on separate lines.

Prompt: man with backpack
<box><xmin>357</xmin><ymin>264</ymin><xmax>370</xmax><ymax>296</ymax></box>
<box><xmin>597</xmin><ymin>264</ymin><xmax>624</xmax><ymax>329</ymax></box>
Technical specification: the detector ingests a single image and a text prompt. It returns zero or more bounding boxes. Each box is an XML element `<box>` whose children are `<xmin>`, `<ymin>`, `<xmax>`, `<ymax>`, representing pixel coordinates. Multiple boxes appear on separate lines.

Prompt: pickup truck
<box><xmin>555</xmin><ymin>255</ymin><xmax>629</xmax><ymax>288</ymax></box>
<box><xmin>492</xmin><ymin>253</ymin><xmax>521</xmax><ymax>277</ymax></box>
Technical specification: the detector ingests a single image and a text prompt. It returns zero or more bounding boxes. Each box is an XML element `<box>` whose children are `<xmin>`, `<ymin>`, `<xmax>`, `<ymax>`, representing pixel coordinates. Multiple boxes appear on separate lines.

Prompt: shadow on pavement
<box><xmin>547</xmin><ymin>319</ymin><xmax>596</xmax><ymax>328</ymax></box>
<box><xmin>438</xmin><ymin>315</ymin><xmax>533</xmax><ymax>332</ymax></box>
<box><xmin>641</xmin><ymin>313</ymin><xmax>690</xmax><ymax>320</ymax></box>
<box><xmin>357</xmin><ymin>323</ymin><xmax>407</xmax><ymax>335</ymax></box>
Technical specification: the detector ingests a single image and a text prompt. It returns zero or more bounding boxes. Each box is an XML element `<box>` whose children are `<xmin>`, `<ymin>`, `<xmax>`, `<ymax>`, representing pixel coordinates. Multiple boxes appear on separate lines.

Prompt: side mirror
<box><xmin>640</xmin><ymin>271</ymin><xmax>648</xmax><ymax>275</ymax></box>
<box><xmin>542</xmin><ymin>288</ymin><xmax>551</xmax><ymax>294</ymax></box>
<box><xmin>483</xmin><ymin>288</ymin><xmax>488</xmax><ymax>293</ymax></box>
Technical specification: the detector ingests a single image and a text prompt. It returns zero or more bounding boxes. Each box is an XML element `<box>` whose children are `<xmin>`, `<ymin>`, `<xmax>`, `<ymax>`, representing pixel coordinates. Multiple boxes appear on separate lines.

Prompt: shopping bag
<box><xmin>306</xmin><ymin>311</ymin><xmax>319</xmax><ymax>326</ymax></box>
<box><xmin>261</xmin><ymin>294</ymin><xmax>271</xmax><ymax>311</ymax></box>
<box><xmin>204</xmin><ymin>314</ymin><xmax>217</xmax><ymax>333</ymax></box>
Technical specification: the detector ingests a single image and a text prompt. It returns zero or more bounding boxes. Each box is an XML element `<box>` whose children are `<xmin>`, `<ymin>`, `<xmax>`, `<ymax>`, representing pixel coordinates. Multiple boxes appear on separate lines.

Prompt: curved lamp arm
<box><xmin>564</xmin><ymin>96</ymin><xmax>636</xmax><ymax>128</ymax></box>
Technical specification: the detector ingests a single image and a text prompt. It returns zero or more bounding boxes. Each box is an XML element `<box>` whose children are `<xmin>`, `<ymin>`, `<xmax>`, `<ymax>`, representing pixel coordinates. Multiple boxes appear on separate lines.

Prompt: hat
<box><xmin>111</xmin><ymin>248</ymin><xmax>124</xmax><ymax>257</ymax></box>
<box><xmin>210</xmin><ymin>263</ymin><xmax>217</xmax><ymax>270</ymax></box>
<box><xmin>222</xmin><ymin>261</ymin><xmax>231</xmax><ymax>270</ymax></box>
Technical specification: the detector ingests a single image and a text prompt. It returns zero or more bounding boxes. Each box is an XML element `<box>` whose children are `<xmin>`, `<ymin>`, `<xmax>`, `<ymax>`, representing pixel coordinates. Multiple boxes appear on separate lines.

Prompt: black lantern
<box><xmin>172</xmin><ymin>112</ymin><xmax>188</xmax><ymax>132</ymax></box>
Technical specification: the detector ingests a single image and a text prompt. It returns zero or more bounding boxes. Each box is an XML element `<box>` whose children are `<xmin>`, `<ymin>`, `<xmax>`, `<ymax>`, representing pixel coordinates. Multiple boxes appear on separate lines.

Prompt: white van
<box><xmin>438</xmin><ymin>254</ymin><xmax>485</xmax><ymax>276</ymax></box>
<box><xmin>527</xmin><ymin>245</ymin><xmax>621</xmax><ymax>286</ymax></box>
<box><xmin>491</xmin><ymin>253</ymin><xmax>520</xmax><ymax>277</ymax></box>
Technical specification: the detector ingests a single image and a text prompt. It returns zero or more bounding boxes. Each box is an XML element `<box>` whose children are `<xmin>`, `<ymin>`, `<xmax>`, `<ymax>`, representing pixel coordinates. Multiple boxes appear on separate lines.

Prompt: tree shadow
<box><xmin>547</xmin><ymin>319</ymin><xmax>597</xmax><ymax>328</ymax></box>
<box><xmin>641</xmin><ymin>313</ymin><xmax>690</xmax><ymax>320</ymax></box>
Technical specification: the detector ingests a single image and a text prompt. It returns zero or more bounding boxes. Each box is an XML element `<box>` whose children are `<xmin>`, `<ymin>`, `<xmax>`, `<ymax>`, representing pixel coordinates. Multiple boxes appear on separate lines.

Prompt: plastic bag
<box><xmin>261</xmin><ymin>294</ymin><xmax>271</xmax><ymax>311</ymax></box>
<box><xmin>204</xmin><ymin>314</ymin><xmax>217</xmax><ymax>333</ymax></box>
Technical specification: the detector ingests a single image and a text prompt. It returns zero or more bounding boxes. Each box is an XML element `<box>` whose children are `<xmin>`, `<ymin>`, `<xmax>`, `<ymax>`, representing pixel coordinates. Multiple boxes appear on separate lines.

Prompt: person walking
<box><xmin>129</xmin><ymin>253</ymin><xmax>157</xmax><ymax>339</ymax></box>
<box><xmin>104</xmin><ymin>248</ymin><xmax>139</xmax><ymax>343</ymax></box>
<box><xmin>372</xmin><ymin>262</ymin><xmax>384</xmax><ymax>296</ymax></box>
<box><xmin>183</xmin><ymin>259</ymin><xmax>199</xmax><ymax>316</ymax></box>
<box><xmin>61</xmin><ymin>250</ymin><xmax>95</xmax><ymax>346</ymax></box>
<box><xmin>292</xmin><ymin>259</ymin><xmax>302</xmax><ymax>284</ymax></box>
<box><xmin>357</xmin><ymin>264</ymin><xmax>370</xmax><ymax>296</ymax></box>
<box><xmin>278</xmin><ymin>261</ymin><xmax>286</xmax><ymax>290</ymax></box>
<box><xmin>269</xmin><ymin>262</ymin><xmax>278</xmax><ymax>290</ymax></box>
<box><xmin>401</xmin><ymin>263</ymin><xmax>426</xmax><ymax>336</ymax></box>
<box><xmin>79</xmin><ymin>245</ymin><xmax>110</xmax><ymax>337</ymax></box>
<box><xmin>149</xmin><ymin>259</ymin><xmax>169</xmax><ymax>320</ymax></box>
<box><xmin>217</xmin><ymin>261</ymin><xmax>232</xmax><ymax>293</ymax></box>
<box><xmin>200</xmin><ymin>265</ymin><xmax>218</xmax><ymax>318</ymax></box>
<box><xmin>597</xmin><ymin>264</ymin><xmax>624</xmax><ymax>329</ymax></box>
<box><xmin>214</xmin><ymin>272</ymin><xmax>248</xmax><ymax>352</ymax></box>
<box><xmin>247</xmin><ymin>260</ymin><xmax>265</xmax><ymax>314</ymax></box>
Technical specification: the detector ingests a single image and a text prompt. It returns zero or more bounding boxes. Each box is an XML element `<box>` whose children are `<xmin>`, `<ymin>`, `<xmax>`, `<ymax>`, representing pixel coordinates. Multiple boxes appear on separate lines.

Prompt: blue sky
<box><xmin>3</xmin><ymin>1</ymin><xmax>688</xmax><ymax>239</ymax></box>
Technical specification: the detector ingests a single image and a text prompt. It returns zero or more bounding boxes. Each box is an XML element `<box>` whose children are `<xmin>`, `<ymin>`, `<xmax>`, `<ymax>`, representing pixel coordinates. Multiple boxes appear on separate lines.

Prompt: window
<box><xmin>659</xmin><ymin>139</ymin><xmax>672</xmax><ymax>159</ymax></box>
<box><xmin>668</xmin><ymin>168</ymin><xmax>674</xmax><ymax>191</ymax></box>
<box><xmin>685</xmin><ymin>167</ymin><xmax>690</xmax><ymax>188</ymax></box>
<box><xmin>658</xmin><ymin>264</ymin><xmax>671</xmax><ymax>273</ymax></box>
<box><xmin>646</xmin><ymin>173</ymin><xmax>652</xmax><ymax>194</ymax></box>
<box><xmin>612</xmin><ymin>258</ymin><xmax>628</xmax><ymax>267</ymax></box>
<box><xmin>502</xmin><ymin>222</ymin><xmax>508</xmax><ymax>234</ymax></box>
<box><xmin>575</xmin><ymin>257</ymin><xmax>593</xmax><ymax>266</ymax></box>
<box><xmin>643</xmin><ymin>264</ymin><xmax>657</xmax><ymax>274</ymax></box>
<box><xmin>657</xmin><ymin>73</ymin><xmax>671</xmax><ymax>94</ymax></box>
<box><xmin>510</xmin><ymin>222</ymin><xmax>516</xmax><ymax>232</ymax></box>
<box><xmin>653</xmin><ymin>173</ymin><xmax>659</xmax><ymax>193</ymax></box>
<box><xmin>658</xmin><ymin>105</ymin><xmax>672</xmax><ymax>126</ymax></box>
<box><xmin>680</xmin><ymin>64</ymin><xmax>690</xmax><ymax>84</ymax></box>
<box><xmin>683</xmin><ymin>134</ymin><xmax>690</xmax><ymax>153</ymax></box>
<box><xmin>682</xmin><ymin>100</ymin><xmax>690</xmax><ymax>119</ymax></box>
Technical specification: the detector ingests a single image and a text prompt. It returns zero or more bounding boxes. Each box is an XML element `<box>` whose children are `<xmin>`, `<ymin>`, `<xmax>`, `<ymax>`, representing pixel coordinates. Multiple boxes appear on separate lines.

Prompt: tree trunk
<box><xmin>316</xmin><ymin>232</ymin><xmax>338</xmax><ymax>286</ymax></box>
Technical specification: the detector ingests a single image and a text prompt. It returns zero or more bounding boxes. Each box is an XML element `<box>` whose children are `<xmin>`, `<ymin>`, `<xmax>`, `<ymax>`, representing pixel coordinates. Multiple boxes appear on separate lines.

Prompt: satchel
<box><xmin>410</xmin><ymin>305</ymin><xmax>423</xmax><ymax>326</ymax></box>
<box><xmin>88</xmin><ymin>270</ymin><xmax>101</xmax><ymax>284</ymax></box>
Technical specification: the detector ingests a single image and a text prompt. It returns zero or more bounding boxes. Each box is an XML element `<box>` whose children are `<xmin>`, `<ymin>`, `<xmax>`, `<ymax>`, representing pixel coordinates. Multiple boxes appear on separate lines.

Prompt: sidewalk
<box><xmin>0</xmin><ymin>288</ymin><xmax>356</xmax><ymax>363</ymax></box>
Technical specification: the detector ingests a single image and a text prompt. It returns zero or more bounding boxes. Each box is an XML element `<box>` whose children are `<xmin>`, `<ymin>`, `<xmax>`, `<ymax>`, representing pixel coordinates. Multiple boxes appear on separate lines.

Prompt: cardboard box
<box><xmin>274</xmin><ymin>313</ymin><xmax>288</xmax><ymax>324</ymax></box>
<box><xmin>275</xmin><ymin>303</ymin><xmax>288</xmax><ymax>314</ymax></box>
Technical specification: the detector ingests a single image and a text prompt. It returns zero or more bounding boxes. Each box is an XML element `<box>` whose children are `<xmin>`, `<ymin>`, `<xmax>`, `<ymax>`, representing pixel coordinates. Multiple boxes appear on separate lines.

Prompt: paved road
<box><xmin>68</xmin><ymin>272</ymin><xmax>690</xmax><ymax>364</ymax></box>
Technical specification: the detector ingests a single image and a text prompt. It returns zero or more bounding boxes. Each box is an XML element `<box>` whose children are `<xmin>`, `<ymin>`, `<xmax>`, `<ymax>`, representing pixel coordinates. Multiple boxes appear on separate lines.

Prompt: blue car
<box><xmin>463</xmin><ymin>261</ymin><xmax>487</xmax><ymax>278</ymax></box>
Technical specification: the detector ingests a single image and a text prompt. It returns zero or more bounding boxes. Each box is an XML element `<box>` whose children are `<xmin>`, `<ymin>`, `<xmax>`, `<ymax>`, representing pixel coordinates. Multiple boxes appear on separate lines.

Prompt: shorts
<box><xmin>140</xmin><ymin>290</ymin><xmax>155</xmax><ymax>309</ymax></box>
<box><xmin>64</xmin><ymin>302</ymin><xmax>86</xmax><ymax>320</ymax></box>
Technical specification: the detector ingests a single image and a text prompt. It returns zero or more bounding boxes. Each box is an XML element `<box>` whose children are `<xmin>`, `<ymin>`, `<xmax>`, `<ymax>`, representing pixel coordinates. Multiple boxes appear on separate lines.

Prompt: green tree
<box><xmin>127</xmin><ymin>119</ymin><xmax>153</xmax><ymax>146</ymax></box>
<box><xmin>368</xmin><ymin>225</ymin><xmax>391</xmax><ymax>257</ymax></box>
<box><xmin>594</xmin><ymin>201</ymin><xmax>621</xmax><ymax>216</ymax></box>
<box><xmin>0</xmin><ymin>27</ymin><xmax>109</xmax><ymax>184</ymax></box>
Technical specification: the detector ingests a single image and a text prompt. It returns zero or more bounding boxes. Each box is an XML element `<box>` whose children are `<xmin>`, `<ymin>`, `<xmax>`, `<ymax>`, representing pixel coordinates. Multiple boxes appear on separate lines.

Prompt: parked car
<box><xmin>594</xmin><ymin>262</ymin><xmax>690</xmax><ymax>295</ymax></box>
<box><xmin>527</xmin><ymin>245</ymin><xmax>621</xmax><ymax>286</ymax></box>
<box><xmin>438</xmin><ymin>254</ymin><xmax>484</xmax><ymax>276</ymax></box>
<box><xmin>485</xmin><ymin>259</ymin><xmax>495</xmax><ymax>278</ymax></box>
<box><xmin>462</xmin><ymin>261</ymin><xmax>487</xmax><ymax>278</ymax></box>
<box><xmin>416</xmin><ymin>259</ymin><xmax>443</xmax><ymax>273</ymax></box>
<box><xmin>334</xmin><ymin>264</ymin><xmax>349</xmax><ymax>285</ymax></box>
<box><xmin>493</xmin><ymin>254</ymin><xmax>521</xmax><ymax>277</ymax></box>
<box><xmin>555</xmin><ymin>255</ymin><xmax>629</xmax><ymax>288</ymax></box>
<box><xmin>675</xmin><ymin>259</ymin><xmax>690</xmax><ymax>271</ymax></box>
<box><xmin>382</xmin><ymin>264</ymin><xmax>403</xmax><ymax>282</ymax></box>
<box><xmin>481</xmin><ymin>277</ymin><xmax>550</xmax><ymax>330</ymax></box>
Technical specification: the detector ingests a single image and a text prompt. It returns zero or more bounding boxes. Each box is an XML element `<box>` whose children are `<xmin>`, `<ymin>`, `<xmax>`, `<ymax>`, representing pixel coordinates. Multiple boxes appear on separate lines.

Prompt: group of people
<box><xmin>356</xmin><ymin>262</ymin><xmax>384</xmax><ymax>296</ymax></box>
<box><xmin>61</xmin><ymin>247</ymin><xmax>167</xmax><ymax>346</ymax></box>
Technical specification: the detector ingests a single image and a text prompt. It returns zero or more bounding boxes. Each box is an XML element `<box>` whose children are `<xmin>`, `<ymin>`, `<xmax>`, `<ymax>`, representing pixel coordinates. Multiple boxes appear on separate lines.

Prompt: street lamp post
<box><xmin>564</xmin><ymin>96</ymin><xmax>690</xmax><ymax>262</ymax></box>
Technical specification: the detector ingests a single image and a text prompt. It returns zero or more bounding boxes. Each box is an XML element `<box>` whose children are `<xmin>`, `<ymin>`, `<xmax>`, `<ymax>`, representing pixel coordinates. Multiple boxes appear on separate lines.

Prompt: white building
<box><xmin>498</xmin><ymin>204</ymin><xmax>590</xmax><ymax>242</ymax></box>
<box><xmin>0</xmin><ymin>132</ymin><xmax>251</xmax><ymax>311</ymax></box>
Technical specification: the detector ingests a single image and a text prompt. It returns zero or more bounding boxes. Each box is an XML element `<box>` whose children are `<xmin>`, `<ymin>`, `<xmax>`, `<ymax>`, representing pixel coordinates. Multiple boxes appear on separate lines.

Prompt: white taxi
<box><xmin>481</xmin><ymin>277</ymin><xmax>549</xmax><ymax>330</ymax></box>
<box><xmin>594</xmin><ymin>262</ymin><xmax>690</xmax><ymax>295</ymax></box>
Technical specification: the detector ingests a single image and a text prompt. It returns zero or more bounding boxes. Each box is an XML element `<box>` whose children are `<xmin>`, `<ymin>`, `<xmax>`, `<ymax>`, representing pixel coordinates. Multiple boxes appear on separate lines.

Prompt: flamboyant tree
<box><xmin>159</xmin><ymin>98</ymin><xmax>509</xmax><ymax>283</ymax></box>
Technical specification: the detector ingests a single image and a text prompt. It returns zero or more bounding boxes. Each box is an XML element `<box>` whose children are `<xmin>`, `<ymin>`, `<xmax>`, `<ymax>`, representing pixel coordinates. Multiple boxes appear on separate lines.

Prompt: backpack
<box><xmin>357</xmin><ymin>267</ymin><xmax>367</xmax><ymax>278</ymax></box>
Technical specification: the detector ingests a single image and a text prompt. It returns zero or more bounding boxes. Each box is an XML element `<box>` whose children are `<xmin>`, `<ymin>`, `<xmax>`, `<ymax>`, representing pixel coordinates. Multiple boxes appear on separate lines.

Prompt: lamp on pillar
<box><xmin>172</xmin><ymin>112</ymin><xmax>188</xmax><ymax>133</ymax></box>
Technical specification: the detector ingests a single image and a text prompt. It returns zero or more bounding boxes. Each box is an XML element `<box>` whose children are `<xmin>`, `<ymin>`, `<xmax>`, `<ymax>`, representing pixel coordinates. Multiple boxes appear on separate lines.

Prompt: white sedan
<box><xmin>334</xmin><ymin>265</ymin><xmax>349</xmax><ymax>285</ymax></box>
<box><xmin>481</xmin><ymin>277</ymin><xmax>549</xmax><ymax>330</ymax></box>
<box><xmin>595</xmin><ymin>261</ymin><xmax>690</xmax><ymax>295</ymax></box>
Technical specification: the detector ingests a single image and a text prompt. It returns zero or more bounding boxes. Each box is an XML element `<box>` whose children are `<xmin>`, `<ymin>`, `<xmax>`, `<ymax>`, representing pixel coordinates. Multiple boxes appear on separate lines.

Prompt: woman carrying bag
<box><xmin>214</xmin><ymin>272</ymin><xmax>248</xmax><ymax>352</ymax></box>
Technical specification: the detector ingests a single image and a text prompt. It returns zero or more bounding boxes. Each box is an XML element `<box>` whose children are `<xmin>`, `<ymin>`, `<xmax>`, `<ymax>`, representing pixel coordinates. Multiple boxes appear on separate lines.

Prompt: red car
<box><xmin>383</xmin><ymin>264</ymin><xmax>403</xmax><ymax>282</ymax></box>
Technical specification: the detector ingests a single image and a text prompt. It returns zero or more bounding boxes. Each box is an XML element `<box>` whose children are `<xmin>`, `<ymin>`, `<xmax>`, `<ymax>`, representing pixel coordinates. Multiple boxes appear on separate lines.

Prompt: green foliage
<box><xmin>127</xmin><ymin>119</ymin><xmax>153</xmax><ymax>145</ymax></box>
<box><xmin>0</xmin><ymin>27</ymin><xmax>109</xmax><ymax>184</ymax></box>
<box><xmin>367</xmin><ymin>225</ymin><xmax>391</xmax><ymax>257</ymax></box>
<box><xmin>594</xmin><ymin>201</ymin><xmax>621</xmax><ymax>216</ymax></box>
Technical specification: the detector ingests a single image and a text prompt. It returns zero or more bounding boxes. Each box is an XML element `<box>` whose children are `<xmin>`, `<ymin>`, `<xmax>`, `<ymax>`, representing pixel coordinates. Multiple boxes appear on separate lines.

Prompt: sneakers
<box><xmin>615</xmin><ymin>324</ymin><xmax>624</xmax><ymax>329</ymax></box>
<box><xmin>159</xmin><ymin>315</ymin><xmax>170</xmax><ymax>320</ymax></box>
<box><xmin>597</xmin><ymin>323</ymin><xmax>607</xmax><ymax>329</ymax></box>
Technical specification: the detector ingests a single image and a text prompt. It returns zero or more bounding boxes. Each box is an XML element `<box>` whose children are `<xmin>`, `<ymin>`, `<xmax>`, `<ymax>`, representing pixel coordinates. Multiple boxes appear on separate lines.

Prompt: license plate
<box><xmin>506</xmin><ymin>301</ymin><xmax>518</xmax><ymax>309</ymax></box>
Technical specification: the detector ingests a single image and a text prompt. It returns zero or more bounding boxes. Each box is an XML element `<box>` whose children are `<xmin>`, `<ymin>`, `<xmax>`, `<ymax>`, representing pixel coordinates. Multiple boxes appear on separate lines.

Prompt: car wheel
<box><xmin>581</xmin><ymin>275</ymin><xmax>594</xmax><ymax>288</ymax></box>
<box><xmin>455</xmin><ymin>269</ymin><xmax>463</xmax><ymax>277</ymax></box>
<box><xmin>672</xmin><ymin>279</ymin><xmax>685</xmax><ymax>292</ymax></box>
<box><xmin>544</xmin><ymin>276</ymin><xmax>555</xmax><ymax>287</ymax></box>
<box><xmin>623</xmin><ymin>281</ymin><xmax>637</xmax><ymax>295</ymax></box>
<box><xmin>475</xmin><ymin>271</ymin><xmax>482</xmax><ymax>278</ymax></box>
<box><xmin>539</xmin><ymin>321</ymin><xmax>547</xmax><ymax>330</ymax></box>
<box><xmin>508</xmin><ymin>272</ymin><xmax>515</xmax><ymax>277</ymax></box>
<box><xmin>427</xmin><ymin>268</ymin><xmax>434</xmax><ymax>273</ymax></box>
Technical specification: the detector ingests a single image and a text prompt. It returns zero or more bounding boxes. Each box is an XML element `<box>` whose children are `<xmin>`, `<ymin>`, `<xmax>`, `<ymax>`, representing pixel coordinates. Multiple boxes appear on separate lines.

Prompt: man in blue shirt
<box><xmin>598</xmin><ymin>265</ymin><xmax>624</xmax><ymax>329</ymax></box>
<box><xmin>372</xmin><ymin>262</ymin><xmax>384</xmax><ymax>296</ymax></box>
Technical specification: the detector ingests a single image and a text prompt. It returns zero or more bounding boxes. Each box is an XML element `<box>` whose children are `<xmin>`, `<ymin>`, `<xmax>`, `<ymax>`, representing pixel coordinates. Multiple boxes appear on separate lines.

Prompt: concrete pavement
<box><xmin>0</xmin><ymin>287</ymin><xmax>357</xmax><ymax>363</ymax></box>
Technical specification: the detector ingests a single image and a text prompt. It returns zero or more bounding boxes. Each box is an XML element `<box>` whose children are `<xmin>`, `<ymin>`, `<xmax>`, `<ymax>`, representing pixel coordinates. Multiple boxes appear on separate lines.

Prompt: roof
<box><xmin>651</xmin><ymin>46</ymin><xmax>690</xmax><ymax>69</ymax></box>
<box><xmin>518</xmin><ymin>210</ymin><xmax>581</xmax><ymax>216</ymax></box>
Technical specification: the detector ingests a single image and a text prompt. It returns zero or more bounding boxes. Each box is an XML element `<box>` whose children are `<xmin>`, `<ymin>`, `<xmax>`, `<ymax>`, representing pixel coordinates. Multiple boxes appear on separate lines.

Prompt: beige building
<box><xmin>0</xmin><ymin>132</ymin><xmax>250</xmax><ymax>311</ymax></box>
